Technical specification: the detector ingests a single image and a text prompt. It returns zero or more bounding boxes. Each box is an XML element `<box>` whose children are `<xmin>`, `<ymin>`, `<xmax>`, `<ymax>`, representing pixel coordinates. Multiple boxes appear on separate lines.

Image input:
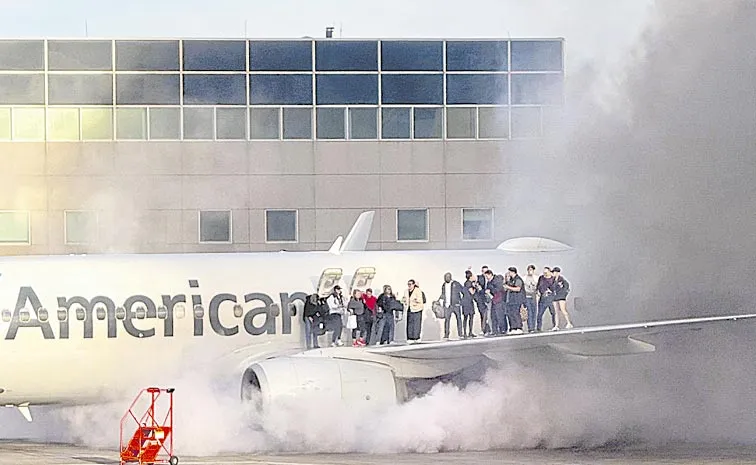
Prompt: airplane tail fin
<box><xmin>328</xmin><ymin>236</ymin><xmax>343</xmax><ymax>254</ymax></box>
<box><xmin>335</xmin><ymin>211</ymin><xmax>375</xmax><ymax>253</ymax></box>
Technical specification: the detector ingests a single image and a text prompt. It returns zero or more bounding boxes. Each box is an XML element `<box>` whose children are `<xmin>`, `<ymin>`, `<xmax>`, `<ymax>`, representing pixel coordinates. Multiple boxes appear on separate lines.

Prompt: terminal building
<box><xmin>0</xmin><ymin>37</ymin><xmax>565</xmax><ymax>255</ymax></box>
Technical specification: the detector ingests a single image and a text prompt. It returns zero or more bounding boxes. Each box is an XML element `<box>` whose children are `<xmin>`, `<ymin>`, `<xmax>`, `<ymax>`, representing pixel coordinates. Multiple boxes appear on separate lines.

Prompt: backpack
<box><xmin>421</xmin><ymin>291</ymin><xmax>426</xmax><ymax>304</ymax></box>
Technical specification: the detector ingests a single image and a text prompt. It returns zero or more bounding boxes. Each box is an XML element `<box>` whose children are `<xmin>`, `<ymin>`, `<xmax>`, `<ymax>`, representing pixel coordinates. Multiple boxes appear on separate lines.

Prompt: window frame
<box><xmin>461</xmin><ymin>208</ymin><xmax>494</xmax><ymax>241</ymax></box>
<box><xmin>264</xmin><ymin>209</ymin><xmax>299</xmax><ymax>244</ymax></box>
<box><xmin>198</xmin><ymin>210</ymin><xmax>233</xmax><ymax>244</ymax></box>
<box><xmin>0</xmin><ymin>210</ymin><xmax>31</xmax><ymax>245</ymax></box>
<box><xmin>396</xmin><ymin>208</ymin><xmax>429</xmax><ymax>243</ymax></box>
<box><xmin>64</xmin><ymin>210</ymin><xmax>99</xmax><ymax>245</ymax></box>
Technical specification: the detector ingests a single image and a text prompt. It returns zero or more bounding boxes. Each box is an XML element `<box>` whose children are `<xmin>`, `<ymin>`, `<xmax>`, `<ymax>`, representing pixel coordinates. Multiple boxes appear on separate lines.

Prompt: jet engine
<box><xmin>241</xmin><ymin>356</ymin><xmax>405</xmax><ymax>409</ymax></box>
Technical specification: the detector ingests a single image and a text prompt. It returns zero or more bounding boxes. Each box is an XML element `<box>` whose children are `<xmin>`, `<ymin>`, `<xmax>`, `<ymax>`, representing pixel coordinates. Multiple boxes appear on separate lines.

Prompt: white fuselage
<box><xmin>0</xmin><ymin>249</ymin><xmax>578</xmax><ymax>406</ymax></box>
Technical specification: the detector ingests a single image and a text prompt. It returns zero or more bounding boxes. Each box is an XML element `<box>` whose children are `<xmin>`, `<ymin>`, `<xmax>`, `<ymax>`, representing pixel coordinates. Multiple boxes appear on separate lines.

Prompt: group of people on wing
<box><xmin>301</xmin><ymin>265</ymin><xmax>572</xmax><ymax>348</ymax></box>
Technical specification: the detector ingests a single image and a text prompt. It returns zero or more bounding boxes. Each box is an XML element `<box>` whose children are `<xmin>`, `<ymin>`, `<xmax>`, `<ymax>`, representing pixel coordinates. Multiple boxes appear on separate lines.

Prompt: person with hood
<box><xmin>348</xmin><ymin>289</ymin><xmax>368</xmax><ymax>346</ymax></box>
<box><xmin>371</xmin><ymin>285</ymin><xmax>400</xmax><ymax>345</ymax></box>
<box><xmin>403</xmin><ymin>279</ymin><xmax>425</xmax><ymax>343</ymax></box>
<box><xmin>302</xmin><ymin>293</ymin><xmax>321</xmax><ymax>349</ymax></box>
<box><xmin>325</xmin><ymin>285</ymin><xmax>346</xmax><ymax>346</ymax></box>
<box><xmin>438</xmin><ymin>272</ymin><xmax>465</xmax><ymax>340</ymax></box>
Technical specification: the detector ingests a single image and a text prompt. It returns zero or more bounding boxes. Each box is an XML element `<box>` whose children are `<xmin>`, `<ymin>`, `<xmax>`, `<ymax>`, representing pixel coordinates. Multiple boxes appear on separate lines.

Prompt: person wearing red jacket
<box><xmin>361</xmin><ymin>288</ymin><xmax>377</xmax><ymax>345</ymax></box>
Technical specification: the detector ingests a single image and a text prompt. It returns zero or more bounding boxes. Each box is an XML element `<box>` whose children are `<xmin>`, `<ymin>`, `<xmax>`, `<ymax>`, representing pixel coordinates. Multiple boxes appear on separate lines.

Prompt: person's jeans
<box><xmin>327</xmin><ymin>313</ymin><xmax>342</xmax><ymax>343</ymax></box>
<box><xmin>505</xmin><ymin>303</ymin><xmax>523</xmax><ymax>330</ymax></box>
<box><xmin>537</xmin><ymin>295</ymin><xmax>556</xmax><ymax>330</ymax></box>
<box><xmin>525</xmin><ymin>296</ymin><xmax>537</xmax><ymax>331</ymax></box>
<box><xmin>304</xmin><ymin>317</ymin><xmax>319</xmax><ymax>349</ymax></box>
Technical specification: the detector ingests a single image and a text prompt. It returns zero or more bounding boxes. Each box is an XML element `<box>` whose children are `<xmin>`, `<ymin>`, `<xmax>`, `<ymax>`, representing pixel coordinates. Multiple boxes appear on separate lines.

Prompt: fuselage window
<box><xmin>95</xmin><ymin>306</ymin><xmax>107</xmax><ymax>320</ymax></box>
<box><xmin>115</xmin><ymin>307</ymin><xmax>126</xmax><ymax>320</ymax></box>
<box><xmin>1</xmin><ymin>309</ymin><xmax>10</xmax><ymax>323</ymax></box>
<box><xmin>37</xmin><ymin>308</ymin><xmax>48</xmax><ymax>322</ymax></box>
<box><xmin>135</xmin><ymin>305</ymin><xmax>146</xmax><ymax>320</ymax></box>
<box><xmin>193</xmin><ymin>305</ymin><xmax>204</xmax><ymax>319</ymax></box>
<box><xmin>174</xmin><ymin>304</ymin><xmax>186</xmax><ymax>319</ymax></box>
<box><xmin>75</xmin><ymin>308</ymin><xmax>86</xmax><ymax>321</ymax></box>
<box><xmin>19</xmin><ymin>310</ymin><xmax>30</xmax><ymax>323</ymax></box>
<box><xmin>157</xmin><ymin>305</ymin><xmax>168</xmax><ymax>319</ymax></box>
<box><xmin>57</xmin><ymin>308</ymin><xmax>68</xmax><ymax>322</ymax></box>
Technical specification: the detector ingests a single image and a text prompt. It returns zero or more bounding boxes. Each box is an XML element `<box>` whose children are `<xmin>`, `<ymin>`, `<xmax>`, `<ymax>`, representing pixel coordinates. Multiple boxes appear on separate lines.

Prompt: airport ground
<box><xmin>2</xmin><ymin>441</ymin><xmax>756</xmax><ymax>465</ymax></box>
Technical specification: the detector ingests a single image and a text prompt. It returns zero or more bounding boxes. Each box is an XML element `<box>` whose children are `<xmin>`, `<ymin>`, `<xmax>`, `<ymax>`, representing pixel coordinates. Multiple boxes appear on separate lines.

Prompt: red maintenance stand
<box><xmin>120</xmin><ymin>387</ymin><xmax>178</xmax><ymax>465</ymax></box>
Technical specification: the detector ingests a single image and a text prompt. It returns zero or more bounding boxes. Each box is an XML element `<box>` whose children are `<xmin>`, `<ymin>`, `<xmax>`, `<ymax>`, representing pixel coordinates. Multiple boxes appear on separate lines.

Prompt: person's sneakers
<box><xmin>443</xmin><ymin>337</ymin><xmax>450</xmax><ymax>341</ymax></box>
<box><xmin>566</xmin><ymin>323</ymin><xmax>574</xmax><ymax>329</ymax></box>
<box><xmin>333</xmin><ymin>340</ymin><xmax>344</xmax><ymax>346</ymax></box>
<box><xmin>551</xmin><ymin>326</ymin><xmax>560</xmax><ymax>332</ymax></box>
<box><xmin>510</xmin><ymin>329</ymin><xmax>524</xmax><ymax>335</ymax></box>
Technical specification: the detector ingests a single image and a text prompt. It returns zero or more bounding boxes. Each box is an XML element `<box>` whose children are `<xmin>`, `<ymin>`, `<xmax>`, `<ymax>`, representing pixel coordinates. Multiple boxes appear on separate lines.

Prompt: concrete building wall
<box><xmin>0</xmin><ymin>138</ymin><xmax>546</xmax><ymax>255</ymax></box>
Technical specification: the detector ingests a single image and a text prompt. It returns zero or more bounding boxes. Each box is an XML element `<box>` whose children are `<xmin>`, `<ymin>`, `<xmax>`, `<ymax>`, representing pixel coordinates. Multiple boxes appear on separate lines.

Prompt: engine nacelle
<box><xmin>241</xmin><ymin>356</ymin><xmax>403</xmax><ymax>409</ymax></box>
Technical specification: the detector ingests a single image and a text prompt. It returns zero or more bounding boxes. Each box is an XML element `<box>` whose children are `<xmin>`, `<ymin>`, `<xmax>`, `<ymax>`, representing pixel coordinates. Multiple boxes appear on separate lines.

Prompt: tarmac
<box><xmin>3</xmin><ymin>441</ymin><xmax>756</xmax><ymax>465</ymax></box>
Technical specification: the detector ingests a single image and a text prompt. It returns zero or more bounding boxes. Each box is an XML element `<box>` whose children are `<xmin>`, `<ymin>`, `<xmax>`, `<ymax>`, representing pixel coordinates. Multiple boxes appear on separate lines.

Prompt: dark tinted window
<box><xmin>117</xmin><ymin>75</ymin><xmax>180</xmax><ymax>105</ymax></box>
<box><xmin>446</xmin><ymin>74</ymin><xmax>508</xmax><ymax>105</ymax></box>
<box><xmin>381</xmin><ymin>41</ymin><xmax>442</xmax><ymax>71</ymax></box>
<box><xmin>250</xmin><ymin>74</ymin><xmax>312</xmax><ymax>105</ymax></box>
<box><xmin>48</xmin><ymin>75</ymin><xmax>113</xmax><ymax>105</ymax></box>
<box><xmin>381</xmin><ymin>74</ymin><xmax>443</xmax><ymax>105</ymax></box>
<box><xmin>414</xmin><ymin>108</ymin><xmax>442</xmax><ymax>139</ymax></box>
<box><xmin>116</xmin><ymin>40</ymin><xmax>179</xmax><ymax>71</ymax></box>
<box><xmin>249</xmin><ymin>40</ymin><xmax>312</xmax><ymax>71</ymax></box>
<box><xmin>511</xmin><ymin>40</ymin><xmax>563</xmax><ymax>71</ymax></box>
<box><xmin>316</xmin><ymin>74</ymin><xmax>377</xmax><ymax>105</ymax></box>
<box><xmin>282</xmin><ymin>108</ymin><xmax>312</xmax><ymax>139</ymax></box>
<box><xmin>184</xmin><ymin>75</ymin><xmax>246</xmax><ymax>105</ymax></box>
<box><xmin>446</xmin><ymin>41</ymin><xmax>508</xmax><ymax>71</ymax></box>
<box><xmin>0</xmin><ymin>74</ymin><xmax>44</xmax><ymax>104</ymax></box>
<box><xmin>266</xmin><ymin>210</ymin><xmax>297</xmax><ymax>242</ymax></box>
<box><xmin>511</xmin><ymin>74</ymin><xmax>564</xmax><ymax>105</ymax></box>
<box><xmin>200</xmin><ymin>211</ymin><xmax>231</xmax><ymax>242</ymax></box>
<box><xmin>315</xmin><ymin>41</ymin><xmax>377</xmax><ymax>71</ymax></box>
<box><xmin>0</xmin><ymin>40</ymin><xmax>44</xmax><ymax>70</ymax></box>
<box><xmin>48</xmin><ymin>40</ymin><xmax>112</xmax><ymax>71</ymax></box>
<box><xmin>183</xmin><ymin>40</ymin><xmax>246</xmax><ymax>71</ymax></box>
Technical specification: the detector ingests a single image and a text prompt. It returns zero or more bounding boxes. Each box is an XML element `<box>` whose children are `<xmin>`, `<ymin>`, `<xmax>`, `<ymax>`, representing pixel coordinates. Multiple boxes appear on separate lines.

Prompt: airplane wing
<box><xmin>364</xmin><ymin>313</ymin><xmax>756</xmax><ymax>362</ymax></box>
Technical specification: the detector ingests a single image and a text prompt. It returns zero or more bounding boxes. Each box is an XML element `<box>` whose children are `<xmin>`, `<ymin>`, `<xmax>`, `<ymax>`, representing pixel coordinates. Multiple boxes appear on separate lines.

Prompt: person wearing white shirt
<box><xmin>524</xmin><ymin>265</ymin><xmax>539</xmax><ymax>333</ymax></box>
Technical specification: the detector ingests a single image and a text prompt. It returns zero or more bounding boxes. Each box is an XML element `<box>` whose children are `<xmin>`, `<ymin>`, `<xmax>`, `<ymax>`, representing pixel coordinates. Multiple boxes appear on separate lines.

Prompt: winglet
<box><xmin>328</xmin><ymin>236</ymin><xmax>343</xmax><ymax>255</ymax></box>
<box><xmin>17</xmin><ymin>403</ymin><xmax>32</xmax><ymax>422</ymax></box>
<box><xmin>340</xmin><ymin>211</ymin><xmax>375</xmax><ymax>252</ymax></box>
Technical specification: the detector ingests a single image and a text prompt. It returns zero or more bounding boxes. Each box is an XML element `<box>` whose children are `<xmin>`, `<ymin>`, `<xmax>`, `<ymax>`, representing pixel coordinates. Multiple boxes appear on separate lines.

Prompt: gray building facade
<box><xmin>0</xmin><ymin>37</ymin><xmax>564</xmax><ymax>255</ymax></box>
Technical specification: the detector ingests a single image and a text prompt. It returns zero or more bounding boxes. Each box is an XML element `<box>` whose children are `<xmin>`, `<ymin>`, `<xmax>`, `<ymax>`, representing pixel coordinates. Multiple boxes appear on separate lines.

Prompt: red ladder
<box><xmin>119</xmin><ymin>387</ymin><xmax>178</xmax><ymax>465</ymax></box>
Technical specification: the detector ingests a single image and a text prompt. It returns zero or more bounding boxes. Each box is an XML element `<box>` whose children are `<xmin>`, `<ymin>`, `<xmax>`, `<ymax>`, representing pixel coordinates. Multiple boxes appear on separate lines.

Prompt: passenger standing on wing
<box><xmin>485</xmin><ymin>269</ymin><xmax>507</xmax><ymax>335</ymax></box>
<box><xmin>462</xmin><ymin>270</ymin><xmax>477</xmax><ymax>338</ymax></box>
<box><xmin>362</xmin><ymin>288</ymin><xmax>377</xmax><ymax>345</ymax></box>
<box><xmin>524</xmin><ymin>265</ymin><xmax>539</xmax><ymax>333</ymax></box>
<box><xmin>348</xmin><ymin>289</ymin><xmax>367</xmax><ymax>347</ymax></box>
<box><xmin>504</xmin><ymin>267</ymin><xmax>525</xmax><ymax>335</ymax></box>
<box><xmin>552</xmin><ymin>267</ymin><xmax>574</xmax><ymax>329</ymax></box>
<box><xmin>404</xmin><ymin>279</ymin><xmax>425</xmax><ymax>343</ymax></box>
<box><xmin>326</xmin><ymin>285</ymin><xmax>346</xmax><ymax>346</ymax></box>
<box><xmin>439</xmin><ymin>272</ymin><xmax>464</xmax><ymax>341</ymax></box>
<box><xmin>303</xmin><ymin>293</ymin><xmax>321</xmax><ymax>349</ymax></box>
<box><xmin>476</xmin><ymin>266</ymin><xmax>491</xmax><ymax>334</ymax></box>
<box><xmin>536</xmin><ymin>267</ymin><xmax>557</xmax><ymax>331</ymax></box>
<box><xmin>371</xmin><ymin>285</ymin><xmax>399</xmax><ymax>345</ymax></box>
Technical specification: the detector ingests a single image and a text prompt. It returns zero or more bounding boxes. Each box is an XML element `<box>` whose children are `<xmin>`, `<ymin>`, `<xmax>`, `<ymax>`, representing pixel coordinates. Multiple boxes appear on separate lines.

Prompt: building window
<box><xmin>0</xmin><ymin>40</ymin><xmax>44</xmax><ymax>70</ymax></box>
<box><xmin>81</xmin><ymin>108</ymin><xmax>113</xmax><ymax>140</ymax></box>
<box><xmin>315</xmin><ymin>75</ymin><xmax>378</xmax><ymax>105</ymax></box>
<box><xmin>282</xmin><ymin>107</ymin><xmax>312</xmax><ymax>140</ymax></box>
<box><xmin>183</xmin><ymin>74</ymin><xmax>246</xmax><ymax>105</ymax></box>
<box><xmin>510</xmin><ymin>74</ymin><xmax>564</xmax><ymax>106</ymax></box>
<box><xmin>64</xmin><ymin>210</ymin><xmax>98</xmax><ymax>245</ymax></box>
<box><xmin>116</xmin><ymin>108</ymin><xmax>147</xmax><ymax>140</ymax></box>
<box><xmin>0</xmin><ymin>74</ymin><xmax>45</xmax><ymax>105</ymax></box>
<box><xmin>115</xmin><ymin>40</ymin><xmax>179</xmax><ymax>71</ymax></box>
<box><xmin>348</xmin><ymin>107</ymin><xmax>377</xmax><ymax>139</ymax></box>
<box><xmin>510</xmin><ymin>40</ymin><xmax>563</xmax><ymax>72</ymax></box>
<box><xmin>446</xmin><ymin>74</ymin><xmax>508</xmax><ymax>105</ymax></box>
<box><xmin>0</xmin><ymin>211</ymin><xmax>30</xmax><ymax>245</ymax></box>
<box><xmin>397</xmin><ymin>209</ymin><xmax>428</xmax><ymax>242</ymax></box>
<box><xmin>316</xmin><ymin>107</ymin><xmax>345</xmax><ymax>139</ymax></box>
<box><xmin>12</xmin><ymin>107</ymin><xmax>44</xmax><ymax>140</ymax></box>
<box><xmin>47</xmin><ymin>108</ymin><xmax>80</xmax><ymax>141</ymax></box>
<box><xmin>199</xmin><ymin>210</ymin><xmax>231</xmax><ymax>243</ymax></box>
<box><xmin>315</xmin><ymin>40</ymin><xmax>378</xmax><ymax>71</ymax></box>
<box><xmin>381</xmin><ymin>74</ymin><xmax>443</xmax><ymax>105</ymax></box>
<box><xmin>446</xmin><ymin>107</ymin><xmax>476</xmax><ymax>139</ymax></box>
<box><xmin>48</xmin><ymin>75</ymin><xmax>113</xmax><ymax>105</ymax></box>
<box><xmin>413</xmin><ymin>108</ymin><xmax>442</xmax><ymax>139</ymax></box>
<box><xmin>182</xmin><ymin>40</ymin><xmax>246</xmax><ymax>71</ymax></box>
<box><xmin>446</xmin><ymin>40</ymin><xmax>508</xmax><ymax>71</ymax></box>
<box><xmin>216</xmin><ymin>107</ymin><xmax>247</xmax><ymax>140</ymax></box>
<box><xmin>479</xmin><ymin>107</ymin><xmax>509</xmax><ymax>139</ymax></box>
<box><xmin>249</xmin><ymin>40</ymin><xmax>312</xmax><ymax>71</ymax></box>
<box><xmin>47</xmin><ymin>40</ymin><xmax>112</xmax><ymax>71</ymax></box>
<box><xmin>250</xmin><ymin>74</ymin><xmax>312</xmax><ymax>105</ymax></box>
<box><xmin>0</xmin><ymin>107</ymin><xmax>10</xmax><ymax>140</ymax></box>
<box><xmin>148</xmin><ymin>107</ymin><xmax>181</xmax><ymax>140</ymax></box>
<box><xmin>116</xmin><ymin>75</ymin><xmax>180</xmax><ymax>105</ymax></box>
<box><xmin>183</xmin><ymin>107</ymin><xmax>214</xmax><ymax>140</ymax></box>
<box><xmin>249</xmin><ymin>107</ymin><xmax>280</xmax><ymax>139</ymax></box>
<box><xmin>265</xmin><ymin>210</ymin><xmax>297</xmax><ymax>243</ymax></box>
<box><xmin>462</xmin><ymin>208</ymin><xmax>493</xmax><ymax>241</ymax></box>
<box><xmin>381</xmin><ymin>107</ymin><xmax>410</xmax><ymax>139</ymax></box>
<box><xmin>380</xmin><ymin>40</ymin><xmax>443</xmax><ymax>71</ymax></box>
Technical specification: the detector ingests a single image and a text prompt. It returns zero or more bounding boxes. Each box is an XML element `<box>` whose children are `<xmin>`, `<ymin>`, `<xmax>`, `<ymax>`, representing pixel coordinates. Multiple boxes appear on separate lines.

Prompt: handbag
<box><xmin>431</xmin><ymin>300</ymin><xmax>444</xmax><ymax>319</ymax></box>
<box><xmin>346</xmin><ymin>314</ymin><xmax>358</xmax><ymax>329</ymax></box>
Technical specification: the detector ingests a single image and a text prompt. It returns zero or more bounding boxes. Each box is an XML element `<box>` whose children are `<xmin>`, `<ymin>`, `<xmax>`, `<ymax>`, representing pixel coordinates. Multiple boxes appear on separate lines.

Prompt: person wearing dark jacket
<box><xmin>504</xmin><ymin>267</ymin><xmax>525</xmax><ymax>334</ymax></box>
<box><xmin>439</xmin><ymin>272</ymin><xmax>465</xmax><ymax>340</ymax></box>
<box><xmin>462</xmin><ymin>270</ymin><xmax>477</xmax><ymax>338</ymax></box>
<box><xmin>302</xmin><ymin>293</ymin><xmax>321</xmax><ymax>349</ymax></box>
<box><xmin>536</xmin><ymin>267</ymin><xmax>557</xmax><ymax>331</ymax></box>
<box><xmin>485</xmin><ymin>269</ymin><xmax>507</xmax><ymax>335</ymax></box>
<box><xmin>476</xmin><ymin>266</ymin><xmax>491</xmax><ymax>334</ymax></box>
<box><xmin>371</xmin><ymin>285</ymin><xmax>400</xmax><ymax>345</ymax></box>
<box><xmin>348</xmin><ymin>289</ymin><xmax>368</xmax><ymax>346</ymax></box>
<box><xmin>552</xmin><ymin>267</ymin><xmax>574</xmax><ymax>330</ymax></box>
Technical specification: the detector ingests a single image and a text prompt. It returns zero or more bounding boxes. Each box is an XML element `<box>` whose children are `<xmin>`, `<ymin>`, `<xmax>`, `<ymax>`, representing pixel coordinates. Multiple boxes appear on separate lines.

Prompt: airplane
<box><xmin>1</xmin><ymin>210</ymin><xmax>755</xmax><ymax>423</ymax></box>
